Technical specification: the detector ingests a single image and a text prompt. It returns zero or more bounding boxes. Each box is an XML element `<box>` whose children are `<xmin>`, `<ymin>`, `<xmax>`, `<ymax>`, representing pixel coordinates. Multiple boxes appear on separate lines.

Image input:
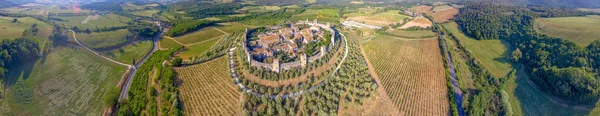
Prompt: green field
<box><xmin>443</xmin><ymin>22</ymin><xmax>514</xmax><ymax>78</ymax></box>
<box><xmin>121</xmin><ymin>3</ymin><xmax>160</xmax><ymax>11</ymax></box>
<box><xmin>387</xmin><ymin>29</ymin><xmax>437</xmax><ymax>38</ymax></box>
<box><xmin>0</xmin><ymin>16</ymin><xmax>53</xmax><ymax>40</ymax></box>
<box><xmin>159</xmin><ymin>37</ymin><xmax>183</xmax><ymax>49</ymax></box>
<box><xmin>0</xmin><ymin>7</ymin><xmax>31</xmax><ymax>14</ymax></box>
<box><xmin>47</xmin><ymin>6</ymin><xmax>91</xmax><ymax>14</ymax></box>
<box><xmin>214</xmin><ymin>22</ymin><xmax>247</xmax><ymax>33</ymax></box>
<box><xmin>503</xmin><ymin>66</ymin><xmax>595</xmax><ymax>116</ymax></box>
<box><xmin>290</xmin><ymin>9</ymin><xmax>340</xmax><ymax>23</ymax></box>
<box><xmin>534</xmin><ymin>15</ymin><xmax>600</xmax><ymax>47</ymax></box>
<box><xmin>174</xmin><ymin>27</ymin><xmax>225</xmax><ymax>45</ymax></box>
<box><xmin>131</xmin><ymin>10</ymin><xmax>160</xmax><ymax>17</ymax></box>
<box><xmin>369</xmin><ymin>10</ymin><xmax>409</xmax><ymax>22</ymax></box>
<box><xmin>240</xmin><ymin>5</ymin><xmax>280</xmax><ymax>13</ymax></box>
<box><xmin>347</xmin><ymin>10</ymin><xmax>410</xmax><ymax>26</ymax></box>
<box><xmin>177</xmin><ymin>38</ymin><xmax>220</xmax><ymax>60</ymax></box>
<box><xmin>55</xmin><ymin>14</ymin><xmax>131</xmax><ymax>29</ymax></box>
<box><xmin>0</xmin><ymin>46</ymin><xmax>126</xmax><ymax>115</ymax></box>
<box><xmin>101</xmin><ymin>40</ymin><xmax>153</xmax><ymax>63</ymax></box>
<box><xmin>75</xmin><ymin>29</ymin><xmax>133</xmax><ymax>49</ymax></box>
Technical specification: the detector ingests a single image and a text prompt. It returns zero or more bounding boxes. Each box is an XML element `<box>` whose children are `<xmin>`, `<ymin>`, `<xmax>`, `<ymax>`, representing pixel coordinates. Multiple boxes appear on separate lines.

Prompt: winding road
<box><xmin>118</xmin><ymin>21</ymin><xmax>165</xmax><ymax>101</ymax></box>
<box><xmin>69</xmin><ymin>21</ymin><xmax>165</xmax><ymax>102</ymax></box>
<box><xmin>228</xmin><ymin>30</ymin><xmax>349</xmax><ymax>99</ymax></box>
<box><xmin>70</xmin><ymin>30</ymin><xmax>133</xmax><ymax>67</ymax></box>
<box><xmin>437</xmin><ymin>22</ymin><xmax>465</xmax><ymax>116</ymax></box>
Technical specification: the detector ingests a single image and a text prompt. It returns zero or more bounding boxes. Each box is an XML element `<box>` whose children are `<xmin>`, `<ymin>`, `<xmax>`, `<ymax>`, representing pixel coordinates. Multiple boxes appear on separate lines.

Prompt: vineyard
<box><xmin>181</xmin><ymin>32</ymin><xmax>241</xmax><ymax>65</ymax></box>
<box><xmin>362</xmin><ymin>35</ymin><xmax>449</xmax><ymax>115</ymax></box>
<box><xmin>174</xmin><ymin>57</ymin><xmax>241</xmax><ymax>115</ymax></box>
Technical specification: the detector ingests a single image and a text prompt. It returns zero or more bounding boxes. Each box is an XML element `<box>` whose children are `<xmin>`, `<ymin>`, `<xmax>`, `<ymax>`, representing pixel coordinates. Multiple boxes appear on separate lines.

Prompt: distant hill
<box><xmin>360</xmin><ymin>0</ymin><xmax>600</xmax><ymax>7</ymax></box>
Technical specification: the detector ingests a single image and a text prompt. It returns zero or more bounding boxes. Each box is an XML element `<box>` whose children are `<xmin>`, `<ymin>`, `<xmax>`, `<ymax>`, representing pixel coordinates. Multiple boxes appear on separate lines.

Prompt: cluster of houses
<box><xmin>243</xmin><ymin>19</ymin><xmax>337</xmax><ymax>73</ymax></box>
<box><xmin>251</xmin><ymin>19</ymin><xmax>329</xmax><ymax>60</ymax></box>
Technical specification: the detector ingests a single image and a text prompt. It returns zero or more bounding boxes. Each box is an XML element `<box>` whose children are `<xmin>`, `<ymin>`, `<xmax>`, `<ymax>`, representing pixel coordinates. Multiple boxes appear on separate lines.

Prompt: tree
<box><xmin>172</xmin><ymin>57</ymin><xmax>183</xmax><ymax>66</ymax></box>
<box><xmin>511</xmin><ymin>48</ymin><xmax>522</xmax><ymax>62</ymax></box>
<box><xmin>103</xmin><ymin>87</ymin><xmax>120</xmax><ymax>107</ymax></box>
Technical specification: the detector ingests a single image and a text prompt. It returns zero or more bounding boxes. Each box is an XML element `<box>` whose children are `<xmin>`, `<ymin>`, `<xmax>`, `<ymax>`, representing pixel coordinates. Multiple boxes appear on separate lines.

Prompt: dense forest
<box><xmin>454</xmin><ymin>2</ymin><xmax>600</xmax><ymax>103</ymax></box>
<box><xmin>0</xmin><ymin>38</ymin><xmax>40</xmax><ymax>78</ymax></box>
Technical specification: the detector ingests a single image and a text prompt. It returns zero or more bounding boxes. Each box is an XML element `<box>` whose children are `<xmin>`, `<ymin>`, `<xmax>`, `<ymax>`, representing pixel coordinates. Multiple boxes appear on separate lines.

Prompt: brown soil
<box><xmin>412</xmin><ymin>5</ymin><xmax>433</xmax><ymax>14</ymax></box>
<box><xmin>174</xmin><ymin>57</ymin><xmax>241</xmax><ymax>115</ymax></box>
<box><xmin>363</xmin><ymin>37</ymin><xmax>449</xmax><ymax>115</ymax></box>
<box><xmin>400</xmin><ymin>17</ymin><xmax>433</xmax><ymax>29</ymax></box>
<box><xmin>432</xmin><ymin>8</ymin><xmax>459</xmax><ymax>23</ymax></box>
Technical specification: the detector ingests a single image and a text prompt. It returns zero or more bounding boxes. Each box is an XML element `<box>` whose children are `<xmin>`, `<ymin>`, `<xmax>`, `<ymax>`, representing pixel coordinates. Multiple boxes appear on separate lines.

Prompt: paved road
<box><xmin>228</xmin><ymin>30</ymin><xmax>349</xmax><ymax>99</ymax></box>
<box><xmin>119</xmin><ymin>21</ymin><xmax>166</xmax><ymax>101</ymax></box>
<box><xmin>437</xmin><ymin>22</ymin><xmax>465</xmax><ymax>116</ymax></box>
<box><xmin>70</xmin><ymin>30</ymin><xmax>133</xmax><ymax>67</ymax></box>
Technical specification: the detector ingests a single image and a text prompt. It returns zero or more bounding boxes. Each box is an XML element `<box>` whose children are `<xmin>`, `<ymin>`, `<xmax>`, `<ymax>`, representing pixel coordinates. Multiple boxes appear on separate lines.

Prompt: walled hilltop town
<box><xmin>243</xmin><ymin>19</ymin><xmax>337</xmax><ymax>72</ymax></box>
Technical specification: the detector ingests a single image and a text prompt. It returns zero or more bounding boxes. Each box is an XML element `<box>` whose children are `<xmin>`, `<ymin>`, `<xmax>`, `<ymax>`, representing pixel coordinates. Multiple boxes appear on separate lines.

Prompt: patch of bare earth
<box><xmin>400</xmin><ymin>17</ymin><xmax>433</xmax><ymax>29</ymax></box>
<box><xmin>412</xmin><ymin>5</ymin><xmax>433</xmax><ymax>14</ymax></box>
<box><xmin>432</xmin><ymin>8</ymin><xmax>459</xmax><ymax>23</ymax></box>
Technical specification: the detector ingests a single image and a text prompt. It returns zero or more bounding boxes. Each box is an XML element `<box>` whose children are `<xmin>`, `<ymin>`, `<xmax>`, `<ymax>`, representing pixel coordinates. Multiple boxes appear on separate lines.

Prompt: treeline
<box><xmin>167</xmin><ymin>8</ymin><xmax>302</xmax><ymax>37</ymax></box>
<box><xmin>0</xmin><ymin>38</ymin><xmax>40</xmax><ymax>78</ymax></box>
<box><xmin>117</xmin><ymin>46</ymin><xmax>184</xmax><ymax>116</ymax></box>
<box><xmin>166</xmin><ymin>19</ymin><xmax>214</xmax><ymax>37</ymax></box>
<box><xmin>185</xmin><ymin>3</ymin><xmax>244</xmax><ymax>19</ymax></box>
<box><xmin>81</xmin><ymin>2</ymin><xmax>123</xmax><ymax>11</ymax></box>
<box><xmin>48</xmin><ymin>13</ymin><xmax>89</xmax><ymax>17</ymax></box>
<box><xmin>0</xmin><ymin>23</ymin><xmax>42</xmax><ymax>79</ymax></box>
<box><xmin>454</xmin><ymin>2</ymin><xmax>600</xmax><ymax>103</ymax></box>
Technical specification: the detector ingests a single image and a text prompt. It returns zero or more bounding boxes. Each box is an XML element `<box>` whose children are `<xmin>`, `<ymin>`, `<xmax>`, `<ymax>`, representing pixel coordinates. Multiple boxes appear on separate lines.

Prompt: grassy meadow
<box><xmin>54</xmin><ymin>14</ymin><xmax>131</xmax><ymax>29</ymax></box>
<box><xmin>347</xmin><ymin>10</ymin><xmax>410</xmax><ymax>26</ymax></box>
<box><xmin>214</xmin><ymin>22</ymin><xmax>248</xmax><ymax>33</ymax></box>
<box><xmin>0</xmin><ymin>16</ymin><xmax>53</xmax><ymax>40</ymax></box>
<box><xmin>159</xmin><ymin>37</ymin><xmax>183</xmax><ymax>49</ymax></box>
<box><xmin>131</xmin><ymin>10</ymin><xmax>160</xmax><ymax>17</ymax></box>
<box><xmin>75</xmin><ymin>29</ymin><xmax>133</xmax><ymax>49</ymax></box>
<box><xmin>0</xmin><ymin>46</ymin><xmax>126</xmax><ymax>115</ymax></box>
<box><xmin>290</xmin><ymin>9</ymin><xmax>340</xmax><ymax>23</ymax></box>
<box><xmin>442</xmin><ymin>21</ymin><xmax>600</xmax><ymax>116</ymax></box>
<box><xmin>177</xmin><ymin>38</ymin><xmax>220</xmax><ymax>60</ymax></box>
<box><xmin>534</xmin><ymin>15</ymin><xmax>600</xmax><ymax>46</ymax></box>
<box><xmin>101</xmin><ymin>40</ymin><xmax>153</xmax><ymax>63</ymax></box>
<box><xmin>503</xmin><ymin>66</ymin><xmax>595</xmax><ymax>116</ymax></box>
<box><xmin>443</xmin><ymin>22</ymin><xmax>513</xmax><ymax>78</ymax></box>
<box><xmin>174</xmin><ymin>27</ymin><xmax>225</xmax><ymax>45</ymax></box>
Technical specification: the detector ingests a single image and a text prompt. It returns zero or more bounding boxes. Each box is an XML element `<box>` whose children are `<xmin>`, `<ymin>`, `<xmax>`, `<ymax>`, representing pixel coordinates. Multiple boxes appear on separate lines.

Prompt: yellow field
<box><xmin>174</xmin><ymin>57</ymin><xmax>240</xmax><ymax>115</ymax></box>
<box><xmin>348</xmin><ymin>10</ymin><xmax>410</xmax><ymax>26</ymax></box>
<box><xmin>363</xmin><ymin>35</ymin><xmax>449</xmax><ymax>115</ymax></box>
<box><xmin>534</xmin><ymin>15</ymin><xmax>600</xmax><ymax>46</ymax></box>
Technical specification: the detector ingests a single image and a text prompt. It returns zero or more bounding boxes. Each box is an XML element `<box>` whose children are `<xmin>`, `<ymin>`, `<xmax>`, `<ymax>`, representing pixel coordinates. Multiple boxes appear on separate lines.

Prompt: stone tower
<box><xmin>300</xmin><ymin>54</ymin><xmax>307</xmax><ymax>67</ymax></box>
<box><xmin>272</xmin><ymin>59</ymin><xmax>280</xmax><ymax>73</ymax></box>
<box><xmin>320</xmin><ymin>46</ymin><xmax>326</xmax><ymax>57</ymax></box>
